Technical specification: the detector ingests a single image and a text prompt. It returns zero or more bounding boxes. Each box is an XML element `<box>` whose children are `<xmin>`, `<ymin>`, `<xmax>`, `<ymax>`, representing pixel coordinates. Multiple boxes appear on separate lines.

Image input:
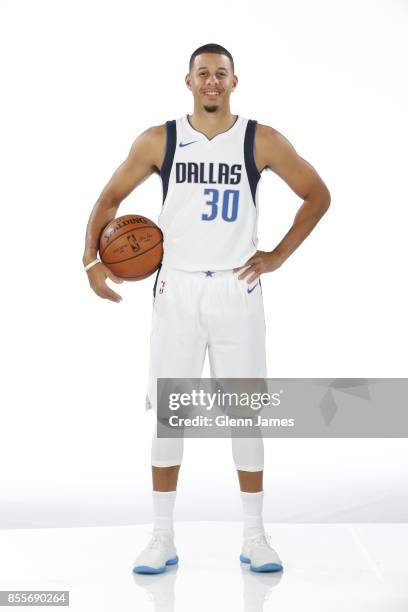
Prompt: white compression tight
<box><xmin>151</xmin><ymin>423</ymin><xmax>264</xmax><ymax>472</ymax></box>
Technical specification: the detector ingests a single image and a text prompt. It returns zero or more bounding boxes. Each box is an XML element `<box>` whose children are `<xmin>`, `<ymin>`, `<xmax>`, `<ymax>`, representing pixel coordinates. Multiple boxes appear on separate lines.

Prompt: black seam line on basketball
<box><xmin>186</xmin><ymin>114</ymin><xmax>239</xmax><ymax>142</ymax></box>
<box><xmin>100</xmin><ymin>225</ymin><xmax>161</xmax><ymax>256</ymax></box>
<box><xmin>103</xmin><ymin>239</ymin><xmax>163</xmax><ymax>265</ymax></box>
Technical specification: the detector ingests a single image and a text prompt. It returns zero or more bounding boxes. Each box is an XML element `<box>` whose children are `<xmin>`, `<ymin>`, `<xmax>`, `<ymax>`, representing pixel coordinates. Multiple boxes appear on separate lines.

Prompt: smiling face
<box><xmin>185</xmin><ymin>53</ymin><xmax>238</xmax><ymax>113</ymax></box>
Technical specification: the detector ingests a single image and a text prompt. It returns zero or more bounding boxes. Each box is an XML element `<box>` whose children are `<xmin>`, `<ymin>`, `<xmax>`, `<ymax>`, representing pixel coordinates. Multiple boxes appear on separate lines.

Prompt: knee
<box><xmin>151</xmin><ymin>434</ymin><xmax>184</xmax><ymax>467</ymax></box>
<box><xmin>231</xmin><ymin>436</ymin><xmax>264</xmax><ymax>472</ymax></box>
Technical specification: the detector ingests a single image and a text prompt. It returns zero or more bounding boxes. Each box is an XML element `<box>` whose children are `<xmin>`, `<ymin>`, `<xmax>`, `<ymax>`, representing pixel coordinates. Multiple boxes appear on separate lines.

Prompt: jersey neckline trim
<box><xmin>184</xmin><ymin>114</ymin><xmax>240</xmax><ymax>141</ymax></box>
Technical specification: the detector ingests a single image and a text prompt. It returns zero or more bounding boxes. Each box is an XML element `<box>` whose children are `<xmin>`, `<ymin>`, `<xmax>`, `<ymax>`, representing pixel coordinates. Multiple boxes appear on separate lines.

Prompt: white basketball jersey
<box><xmin>158</xmin><ymin>114</ymin><xmax>263</xmax><ymax>271</ymax></box>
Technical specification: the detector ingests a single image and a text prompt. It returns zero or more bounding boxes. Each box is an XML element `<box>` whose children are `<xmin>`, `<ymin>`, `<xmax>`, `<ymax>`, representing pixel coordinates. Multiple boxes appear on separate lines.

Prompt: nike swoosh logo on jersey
<box><xmin>179</xmin><ymin>140</ymin><xmax>198</xmax><ymax>147</ymax></box>
<box><xmin>247</xmin><ymin>281</ymin><xmax>259</xmax><ymax>294</ymax></box>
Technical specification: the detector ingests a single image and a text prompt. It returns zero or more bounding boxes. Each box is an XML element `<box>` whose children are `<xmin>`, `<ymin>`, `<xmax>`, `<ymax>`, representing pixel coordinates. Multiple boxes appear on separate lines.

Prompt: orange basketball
<box><xmin>99</xmin><ymin>214</ymin><xmax>163</xmax><ymax>280</ymax></box>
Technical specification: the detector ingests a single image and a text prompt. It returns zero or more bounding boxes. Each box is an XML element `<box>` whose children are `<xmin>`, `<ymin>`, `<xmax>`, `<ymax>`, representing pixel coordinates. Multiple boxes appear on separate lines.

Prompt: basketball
<box><xmin>99</xmin><ymin>214</ymin><xmax>163</xmax><ymax>280</ymax></box>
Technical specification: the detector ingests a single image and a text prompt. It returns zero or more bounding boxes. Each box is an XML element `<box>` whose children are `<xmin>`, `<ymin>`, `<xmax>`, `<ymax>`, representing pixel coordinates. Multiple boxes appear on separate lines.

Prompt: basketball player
<box><xmin>83</xmin><ymin>43</ymin><xmax>331</xmax><ymax>574</ymax></box>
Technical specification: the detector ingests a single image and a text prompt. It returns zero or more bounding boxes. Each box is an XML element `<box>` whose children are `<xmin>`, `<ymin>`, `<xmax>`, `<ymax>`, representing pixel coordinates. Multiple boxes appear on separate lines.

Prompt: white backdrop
<box><xmin>1</xmin><ymin>0</ymin><xmax>407</xmax><ymax>528</ymax></box>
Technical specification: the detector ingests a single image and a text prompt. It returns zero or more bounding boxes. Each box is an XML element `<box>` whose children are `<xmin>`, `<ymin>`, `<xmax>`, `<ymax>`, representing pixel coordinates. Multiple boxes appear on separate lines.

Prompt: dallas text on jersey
<box><xmin>176</xmin><ymin>162</ymin><xmax>242</xmax><ymax>185</ymax></box>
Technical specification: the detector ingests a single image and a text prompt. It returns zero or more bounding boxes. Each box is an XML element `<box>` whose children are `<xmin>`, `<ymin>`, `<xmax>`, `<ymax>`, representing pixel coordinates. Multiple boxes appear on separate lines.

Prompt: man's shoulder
<box><xmin>129</xmin><ymin>123</ymin><xmax>168</xmax><ymax>174</ymax></box>
<box><xmin>140</xmin><ymin>123</ymin><xmax>167</xmax><ymax>142</ymax></box>
<box><xmin>137</xmin><ymin>123</ymin><xmax>167</xmax><ymax>153</ymax></box>
<box><xmin>253</xmin><ymin>122</ymin><xmax>282</xmax><ymax>152</ymax></box>
<box><xmin>254</xmin><ymin>122</ymin><xmax>281</xmax><ymax>141</ymax></box>
<box><xmin>251</xmin><ymin>123</ymin><xmax>282</xmax><ymax>173</ymax></box>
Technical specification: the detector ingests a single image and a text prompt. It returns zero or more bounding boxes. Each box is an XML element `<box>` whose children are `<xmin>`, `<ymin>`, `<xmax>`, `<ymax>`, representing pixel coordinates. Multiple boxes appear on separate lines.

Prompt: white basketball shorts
<box><xmin>145</xmin><ymin>263</ymin><xmax>267</xmax><ymax>413</ymax></box>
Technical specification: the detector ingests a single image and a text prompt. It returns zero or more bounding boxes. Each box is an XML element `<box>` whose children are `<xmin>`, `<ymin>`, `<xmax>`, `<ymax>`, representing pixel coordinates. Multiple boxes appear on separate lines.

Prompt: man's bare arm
<box><xmin>236</xmin><ymin>124</ymin><xmax>331</xmax><ymax>282</ymax></box>
<box><xmin>83</xmin><ymin>125</ymin><xmax>165</xmax><ymax>302</ymax></box>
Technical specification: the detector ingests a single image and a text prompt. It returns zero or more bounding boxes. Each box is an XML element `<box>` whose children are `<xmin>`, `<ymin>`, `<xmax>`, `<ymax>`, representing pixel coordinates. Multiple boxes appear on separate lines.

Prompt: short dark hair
<box><xmin>189</xmin><ymin>43</ymin><xmax>234</xmax><ymax>73</ymax></box>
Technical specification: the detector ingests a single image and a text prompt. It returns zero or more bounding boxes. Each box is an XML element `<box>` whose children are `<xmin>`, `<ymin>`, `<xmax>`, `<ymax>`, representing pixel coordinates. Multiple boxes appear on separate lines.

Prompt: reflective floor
<box><xmin>0</xmin><ymin>522</ymin><xmax>407</xmax><ymax>611</ymax></box>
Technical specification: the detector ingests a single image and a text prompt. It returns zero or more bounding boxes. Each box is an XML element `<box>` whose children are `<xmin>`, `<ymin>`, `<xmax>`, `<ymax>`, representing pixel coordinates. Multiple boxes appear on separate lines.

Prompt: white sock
<box><xmin>152</xmin><ymin>490</ymin><xmax>177</xmax><ymax>533</ymax></box>
<box><xmin>240</xmin><ymin>490</ymin><xmax>264</xmax><ymax>535</ymax></box>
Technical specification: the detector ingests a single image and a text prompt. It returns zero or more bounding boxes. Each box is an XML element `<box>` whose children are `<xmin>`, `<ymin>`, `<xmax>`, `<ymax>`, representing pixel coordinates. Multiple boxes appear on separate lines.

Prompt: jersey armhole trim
<box><xmin>160</xmin><ymin>120</ymin><xmax>177</xmax><ymax>205</ymax></box>
<box><xmin>244</xmin><ymin>119</ymin><xmax>261</xmax><ymax>207</ymax></box>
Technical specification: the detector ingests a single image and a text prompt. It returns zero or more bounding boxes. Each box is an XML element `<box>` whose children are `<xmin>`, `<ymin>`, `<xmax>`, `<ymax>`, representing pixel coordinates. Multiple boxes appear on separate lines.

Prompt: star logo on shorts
<box><xmin>204</xmin><ymin>271</ymin><xmax>214</xmax><ymax>277</ymax></box>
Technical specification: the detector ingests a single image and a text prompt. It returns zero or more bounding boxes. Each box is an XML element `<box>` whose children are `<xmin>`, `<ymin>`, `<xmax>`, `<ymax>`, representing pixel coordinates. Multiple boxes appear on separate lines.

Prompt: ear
<box><xmin>231</xmin><ymin>75</ymin><xmax>238</xmax><ymax>92</ymax></box>
<box><xmin>185</xmin><ymin>73</ymin><xmax>192</xmax><ymax>90</ymax></box>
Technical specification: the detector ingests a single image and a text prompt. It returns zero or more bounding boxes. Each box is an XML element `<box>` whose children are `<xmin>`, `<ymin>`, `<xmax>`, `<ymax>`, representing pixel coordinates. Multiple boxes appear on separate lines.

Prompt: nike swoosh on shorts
<box><xmin>247</xmin><ymin>281</ymin><xmax>259</xmax><ymax>294</ymax></box>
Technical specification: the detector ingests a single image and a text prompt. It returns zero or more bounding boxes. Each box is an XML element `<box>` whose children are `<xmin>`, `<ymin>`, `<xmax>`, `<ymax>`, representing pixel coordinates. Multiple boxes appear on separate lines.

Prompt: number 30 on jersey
<box><xmin>201</xmin><ymin>188</ymin><xmax>239</xmax><ymax>222</ymax></box>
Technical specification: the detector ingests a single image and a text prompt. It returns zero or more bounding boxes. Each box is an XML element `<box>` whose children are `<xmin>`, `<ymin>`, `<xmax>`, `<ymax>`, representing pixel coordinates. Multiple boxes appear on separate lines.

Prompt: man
<box><xmin>83</xmin><ymin>43</ymin><xmax>331</xmax><ymax>574</ymax></box>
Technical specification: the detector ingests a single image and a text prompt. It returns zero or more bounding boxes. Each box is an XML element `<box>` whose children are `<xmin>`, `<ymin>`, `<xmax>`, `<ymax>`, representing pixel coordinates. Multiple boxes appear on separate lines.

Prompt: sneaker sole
<box><xmin>240</xmin><ymin>554</ymin><xmax>283</xmax><ymax>572</ymax></box>
<box><xmin>133</xmin><ymin>555</ymin><xmax>179</xmax><ymax>574</ymax></box>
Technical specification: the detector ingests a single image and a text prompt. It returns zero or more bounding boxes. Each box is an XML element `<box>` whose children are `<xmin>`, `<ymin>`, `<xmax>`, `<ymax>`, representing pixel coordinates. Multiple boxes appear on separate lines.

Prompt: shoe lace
<box><xmin>145</xmin><ymin>532</ymin><xmax>171</xmax><ymax>552</ymax></box>
<box><xmin>249</xmin><ymin>531</ymin><xmax>273</xmax><ymax>548</ymax></box>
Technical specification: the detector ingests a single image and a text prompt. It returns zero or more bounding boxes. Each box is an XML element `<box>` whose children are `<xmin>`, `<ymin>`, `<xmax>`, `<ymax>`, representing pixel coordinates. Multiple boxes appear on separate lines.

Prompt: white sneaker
<box><xmin>132</xmin><ymin>529</ymin><xmax>179</xmax><ymax>574</ymax></box>
<box><xmin>240</xmin><ymin>529</ymin><xmax>283</xmax><ymax>572</ymax></box>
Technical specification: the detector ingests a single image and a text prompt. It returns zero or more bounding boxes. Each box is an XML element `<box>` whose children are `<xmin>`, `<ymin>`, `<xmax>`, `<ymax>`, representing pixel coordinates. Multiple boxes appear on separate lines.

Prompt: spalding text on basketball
<box><xmin>101</xmin><ymin>216</ymin><xmax>148</xmax><ymax>242</ymax></box>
